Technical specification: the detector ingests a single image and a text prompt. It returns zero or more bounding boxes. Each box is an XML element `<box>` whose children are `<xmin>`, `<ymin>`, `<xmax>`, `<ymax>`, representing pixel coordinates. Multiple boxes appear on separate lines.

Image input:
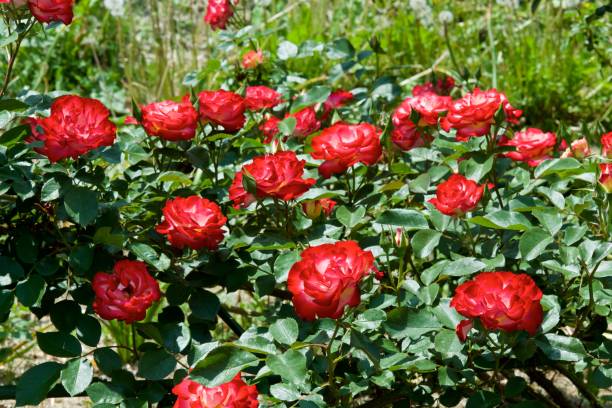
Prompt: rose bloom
<box><xmin>27</xmin><ymin>0</ymin><xmax>74</xmax><ymax>24</ymax></box>
<box><xmin>1</xmin><ymin>0</ymin><xmax>27</xmax><ymax>6</ymax></box>
<box><xmin>140</xmin><ymin>95</ymin><xmax>198</xmax><ymax>141</ymax></box>
<box><xmin>26</xmin><ymin>95</ymin><xmax>116</xmax><ymax>162</ymax></box>
<box><xmin>92</xmin><ymin>260</ymin><xmax>161</xmax><ymax>324</ymax></box>
<box><xmin>310</xmin><ymin>122</ymin><xmax>382</xmax><ymax>178</ymax></box>
<box><xmin>258</xmin><ymin>107</ymin><xmax>320</xmax><ymax>142</ymax></box>
<box><xmin>321</xmin><ymin>90</ymin><xmax>354</xmax><ymax>120</ymax></box>
<box><xmin>412</xmin><ymin>76</ymin><xmax>455</xmax><ymax>96</ymax></box>
<box><xmin>302</xmin><ymin>198</ymin><xmax>336</xmax><ymax>219</ymax></box>
<box><xmin>287</xmin><ymin>241</ymin><xmax>377</xmax><ymax>320</ymax></box>
<box><xmin>450</xmin><ymin>271</ymin><xmax>544</xmax><ymax>340</ymax></box>
<box><xmin>245</xmin><ymin>86</ymin><xmax>283</xmax><ymax>111</ymax></box>
<box><xmin>499</xmin><ymin>128</ymin><xmax>557</xmax><ymax>167</ymax></box>
<box><xmin>229</xmin><ymin>151</ymin><xmax>316</xmax><ymax>208</ymax></box>
<box><xmin>600</xmin><ymin>163</ymin><xmax>612</xmax><ymax>193</ymax></box>
<box><xmin>204</xmin><ymin>0</ymin><xmax>234</xmax><ymax>30</ymax></box>
<box><xmin>156</xmin><ymin>196</ymin><xmax>227</xmax><ymax>251</ymax></box>
<box><xmin>393</xmin><ymin>94</ymin><xmax>450</xmax><ymax>129</ymax></box>
<box><xmin>441</xmin><ymin>88</ymin><xmax>522</xmax><ymax>141</ymax></box>
<box><xmin>391</xmin><ymin>125</ymin><xmax>430</xmax><ymax>151</ymax></box>
<box><xmin>601</xmin><ymin>131</ymin><xmax>612</xmax><ymax>158</ymax></box>
<box><xmin>428</xmin><ymin>174</ymin><xmax>485</xmax><ymax>216</ymax></box>
<box><xmin>259</xmin><ymin>116</ymin><xmax>281</xmax><ymax>143</ymax></box>
<box><xmin>198</xmin><ymin>90</ymin><xmax>245</xmax><ymax>133</ymax></box>
<box><xmin>172</xmin><ymin>374</ymin><xmax>258</xmax><ymax>408</ymax></box>
<box><xmin>242</xmin><ymin>50</ymin><xmax>264</xmax><ymax>69</ymax></box>
<box><xmin>561</xmin><ymin>138</ymin><xmax>591</xmax><ymax>159</ymax></box>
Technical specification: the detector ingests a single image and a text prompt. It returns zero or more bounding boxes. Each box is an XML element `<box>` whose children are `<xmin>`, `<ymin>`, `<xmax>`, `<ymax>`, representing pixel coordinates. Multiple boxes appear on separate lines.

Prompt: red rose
<box><xmin>172</xmin><ymin>374</ymin><xmax>259</xmax><ymax>408</ymax></box>
<box><xmin>450</xmin><ymin>271</ymin><xmax>544</xmax><ymax>337</ymax></box>
<box><xmin>407</xmin><ymin>93</ymin><xmax>452</xmax><ymax>126</ymax></box>
<box><xmin>259</xmin><ymin>116</ymin><xmax>281</xmax><ymax>143</ymax></box>
<box><xmin>290</xmin><ymin>106</ymin><xmax>321</xmax><ymax>138</ymax></box>
<box><xmin>287</xmin><ymin>241</ymin><xmax>377</xmax><ymax>320</ymax></box>
<box><xmin>391</xmin><ymin>125</ymin><xmax>429</xmax><ymax>151</ymax></box>
<box><xmin>440</xmin><ymin>88</ymin><xmax>522</xmax><ymax>141</ymax></box>
<box><xmin>499</xmin><ymin>128</ymin><xmax>557</xmax><ymax>167</ymax></box>
<box><xmin>601</xmin><ymin>131</ymin><xmax>612</xmax><ymax>158</ymax></box>
<box><xmin>412</xmin><ymin>76</ymin><xmax>455</xmax><ymax>96</ymax></box>
<box><xmin>26</xmin><ymin>95</ymin><xmax>116</xmax><ymax>162</ymax></box>
<box><xmin>92</xmin><ymin>260</ymin><xmax>161</xmax><ymax>324</ymax></box>
<box><xmin>600</xmin><ymin>163</ymin><xmax>612</xmax><ymax>193</ymax></box>
<box><xmin>428</xmin><ymin>174</ymin><xmax>485</xmax><ymax>216</ymax></box>
<box><xmin>310</xmin><ymin>122</ymin><xmax>382</xmax><ymax>178</ymax></box>
<box><xmin>302</xmin><ymin>198</ymin><xmax>336</xmax><ymax>219</ymax></box>
<box><xmin>28</xmin><ymin>0</ymin><xmax>74</xmax><ymax>24</ymax></box>
<box><xmin>204</xmin><ymin>0</ymin><xmax>234</xmax><ymax>30</ymax></box>
<box><xmin>229</xmin><ymin>151</ymin><xmax>315</xmax><ymax>208</ymax></box>
<box><xmin>198</xmin><ymin>90</ymin><xmax>245</xmax><ymax>133</ymax></box>
<box><xmin>245</xmin><ymin>86</ymin><xmax>283</xmax><ymax>111</ymax></box>
<box><xmin>561</xmin><ymin>138</ymin><xmax>591</xmax><ymax>159</ymax></box>
<box><xmin>156</xmin><ymin>196</ymin><xmax>227</xmax><ymax>250</ymax></box>
<box><xmin>242</xmin><ymin>50</ymin><xmax>263</xmax><ymax>69</ymax></box>
<box><xmin>140</xmin><ymin>95</ymin><xmax>198</xmax><ymax>141</ymax></box>
<box><xmin>322</xmin><ymin>90</ymin><xmax>354</xmax><ymax>120</ymax></box>
<box><xmin>455</xmin><ymin>319</ymin><xmax>474</xmax><ymax>343</ymax></box>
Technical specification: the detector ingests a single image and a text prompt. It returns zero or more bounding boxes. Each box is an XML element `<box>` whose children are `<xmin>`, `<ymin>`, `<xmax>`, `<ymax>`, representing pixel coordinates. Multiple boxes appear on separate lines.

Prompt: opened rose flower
<box><xmin>92</xmin><ymin>260</ymin><xmax>161</xmax><ymax>324</ymax></box>
<box><xmin>245</xmin><ymin>86</ymin><xmax>283</xmax><ymax>111</ymax></box>
<box><xmin>204</xmin><ymin>0</ymin><xmax>234</xmax><ymax>30</ymax></box>
<box><xmin>28</xmin><ymin>0</ymin><xmax>74</xmax><ymax>24</ymax></box>
<box><xmin>499</xmin><ymin>127</ymin><xmax>557</xmax><ymax>167</ymax></box>
<box><xmin>428</xmin><ymin>174</ymin><xmax>485</xmax><ymax>216</ymax></box>
<box><xmin>198</xmin><ymin>90</ymin><xmax>246</xmax><ymax>132</ymax></box>
<box><xmin>172</xmin><ymin>374</ymin><xmax>258</xmax><ymax>408</ymax></box>
<box><xmin>139</xmin><ymin>95</ymin><xmax>198</xmax><ymax>141</ymax></box>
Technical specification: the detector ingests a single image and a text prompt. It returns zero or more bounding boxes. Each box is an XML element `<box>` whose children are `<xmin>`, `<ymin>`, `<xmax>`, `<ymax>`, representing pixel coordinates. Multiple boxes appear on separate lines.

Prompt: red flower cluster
<box><xmin>229</xmin><ymin>151</ymin><xmax>315</xmax><ymax>208</ymax></box>
<box><xmin>428</xmin><ymin>174</ymin><xmax>485</xmax><ymax>216</ymax></box>
<box><xmin>172</xmin><ymin>374</ymin><xmax>259</xmax><ymax>408</ymax></box>
<box><xmin>412</xmin><ymin>76</ymin><xmax>455</xmax><ymax>96</ymax></box>
<box><xmin>92</xmin><ymin>260</ymin><xmax>161</xmax><ymax>324</ymax></box>
<box><xmin>259</xmin><ymin>106</ymin><xmax>321</xmax><ymax>143</ymax></box>
<box><xmin>287</xmin><ymin>241</ymin><xmax>377</xmax><ymax>320</ymax></box>
<box><xmin>322</xmin><ymin>90</ymin><xmax>354</xmax><ymax>120</ymax></box>
<box><xmin>441</xmin><ymin>88</ymin><xmax>522</xmax><ymax>141</ymax></box>
<box><xmin>450</xmin><ymin>271</ymin><xmax>544</xmax><ymax>340</ymax></box>
<box><xmin>27</xmin><ymin>0</ymin><xmax>74</xmax><ymax>25</ymax></box>
<box><xmin>242</xmin><ymin>50</ymin><xmax>264</xmax><ymax>69</ymax></box>
<box><xmin>26</xmin><ymin>95</ymin><xmax>116</xmax><ymax>162</ymax></box>
<box><xmin>199</xmin><ymin>90</ymin><xmax>245</xmax><ymax>132</ymax></box>
<box><xmin>204</xmin><ymin>0</ymin><xmax>234</xmax><ymax>30</ymax></box>
<box><xmin>499</xmin><ymin>127</ymin><xmax>557</xmax><ymax>167</ymax></box>
<box><xmin>310</xmin><ymin>122</ymin><xmax>382</xmax><ymax>178</ymax></box>
<box><xmin>601</xmin><ymin>131</ymin><xmax>612</xmax><ymax>158</ymax></box>
<box><xmin>140</xmin><ymin>95</ymin><xmax>198</xmax><ymax>141</ymax></box>
<box><xmin>302</xmin><ymin>198</ymin><xmax>336</xmax><ymax>219</ymax></box>
<box><xmin>156</xmin><ymin>196</ymin><xmax>227</xmax><ymax>251</ymax></box>
<box><xmin>245</xmin><ymin>86</ymin><xmax>283</xmax><ymax>111</ymax></box>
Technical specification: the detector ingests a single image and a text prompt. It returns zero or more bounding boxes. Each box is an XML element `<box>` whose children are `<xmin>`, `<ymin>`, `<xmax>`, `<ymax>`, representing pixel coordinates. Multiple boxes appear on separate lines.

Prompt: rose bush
<box><xmin>0</xmin><ymin>2</ymin><xmax>611</xmax><ymax>408</ymax></box>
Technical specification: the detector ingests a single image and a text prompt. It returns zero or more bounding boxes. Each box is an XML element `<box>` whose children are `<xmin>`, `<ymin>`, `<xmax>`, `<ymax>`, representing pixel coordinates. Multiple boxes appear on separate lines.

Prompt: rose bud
<box><xmin>440</xmin><ymin>88</ymin><xmax>522</xmax><ymax>141</ymax></box>
<box><xmin>245</xmin><ymin>86</ymin><xmax>283</xmax><ymax>111</ymax></box>
<box><xmin>321</xmin><ymin>90</ymin><xmax>354</xmax><ymax>120</ymax></box>
<box><xmin>260</xmin><ymin>115</ymin><xmax>281</xmax><ymax>143</ymax></box>
<box><xmin>172</xmin><ymin>374</ymin><xmax>259</xmax><ymax>408</ymax></box>
<box><xmin>229</xmin><ymin>151</ymin><xmax>316</xmax><ymax>208</ymax></box>
<box><xmin>302</xmin><ymin>198</ymin><xmax>336</xmax><ymax>219</ymax></box>
<box><xmin>26</xmin><ymin>95</ymin><xmax>116</xmax><ymax>162</ymax></box>
<box><xmin>92</xmin><ymin>260</ymin><xmax>161</xmax><ymax>324</ymax></box>
<box><xmin>391</xmin><ymin>125</ymin><xmax>430</xmax><ymax>151</ymax></box>
<box><xmin>499</xmin><ymin>128</ymin><xmax>557</xmax><ymax>167</ymax></box>
<box><xmin>140</xmin><ymin>95</ymin><xmax>198</xmax><ymax>141</ymax></box>
<box><xmin>428</xmin><ymin>174</ymin><xmax>485</xmax><ymax>216</ymax></box>
<box><xmin>310</xmin><ymin>122</ymin><xmax>382</xmax><ymax>178</ymax></box>
<box><xmin>601</xmin><ymin>131</ymin><xmax>612</xmax><ymax>158</ymax></box>
<box><xmin>450</xmin><ymin>271</ymin><xmax>544</xmax><ymax>337</ymax></box>
<box><xmin>287</xmin><ymin>241</ymin><xmax>377</xmax><ymax>320</ymax></box>
<box><xmin>599</xmin><ymin>163</ymin><xmax>612</xmax><ymax>193</ymax></box>
<box><xmin>28</xmin><ymin>0</ymin><xmax>74</xmax><ymax>25</ymax></box>
<box><xmin>455</xmin><ymin>319</ymin><xmax>474</xmax><ymax>343</ymax></box>
<box><xmin>204</xmin><ymin>0</ymin><xmax>234</xmax><ymax>30</ymax></box>
<box><xmin>198</xmin><ymin>90</ymin><xmax>246</xmax><ymax>133</ymax></box>
<box><xmin>242</xmin><ymin>49</ymin><xmax>264</xmax><ymax>69</ymax></box>
<box><xmin>561</xmin><ymin>138</ymin><xmax>591</xmax><ymax>159</ymax></box>
<box><xmin>156</xmin><ymin>196</ymin><xmax>227</xmax><ymax>251</ymax></box>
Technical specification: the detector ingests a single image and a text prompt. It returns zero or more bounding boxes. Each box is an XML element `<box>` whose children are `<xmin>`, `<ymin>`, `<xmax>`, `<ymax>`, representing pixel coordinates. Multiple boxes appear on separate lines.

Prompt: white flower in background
<box><xmin>409</xmin><ymin>0</ymin><xmax>433</xmax><ymax>27</ymax></box>
<box><xmin>104</xmin><ymin>0</ymin><xmax>125</xmax><ymax>17</ymax></box>
<box><xmin>438</xmin><ymin>10</ymin><xmax>453</xmax><ymax>25</ymax></box>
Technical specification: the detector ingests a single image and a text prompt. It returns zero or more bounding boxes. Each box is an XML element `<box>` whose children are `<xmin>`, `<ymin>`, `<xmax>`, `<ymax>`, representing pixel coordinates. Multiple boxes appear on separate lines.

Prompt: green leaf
<box><xmin>86</xmin><ymin>382</ymin><xmax>123</xmax><ymax>404</ymax></box>
<box><xmin>534</xmin><ymin>158</ymin><xmax>582</xmax><ymax>178</ymax></box>
<box><xmin>434</xmin><ymin>329</ymin><xmax>463</xmax><ymax>357</ymax></box>
<box><xmin>536</xmin><ymin>334</ymin><xmax>586</xmax><ymax>362</ymax></box>
<box><xmin>16</xmin><ymin>274</ymin><xmax>45</xmax><ymax>307</ymax></box>
<box><xmin>384</xmin><ymin>308</ymin><xmax>441</xmax><ymax>339</ymax></box>
<box><xmin>137</xmin><ymin>349</ymin><xmax>177</xmax><ymax>380</ymax></box>
<box><xmin>191</xmin><ymin>346</ymin><xmax>259</xmax><ymax>387</ymax></box>
<box><xmin>266</xmin><ymin>349</ymin><xmax>307</xmax><ymax>384</ymax></box>
<box><xmin>0</xmin><ymin>124</ymin><xmax>29</xmax><ymax>146</ymax></box>
<box><xmin>15</xmin><ymin>362</ymin><xmax>62</xmax><ymax>406</ymax></box>
<box><xmin>411</xmin><ymin>229</ymin><xmax>442</xmax><ymax>258</ymax></box>
<box><xmin>291</xmin><ymin>85</ymin><xmax>331</xmax><ymax>113</ymax></box>
<box><xmin>50</xmin><ymin>299</ymin><xmax>82</xmax><ymax>332</ymax></box>
<box><xmin>189</xmin><ymin>290</ymin><xmax>220</xmax><ymax>321</ymax></box>
<box><xmin>270</xmin><ymin>383</ymin><xmax>301</xmax><ymax>401</ymax></box>
<box><xmin>130</xmin><ymin>242</ymin><xmax>170</xmax><ymax>271</ymax></box>
<box><xmin>61</xmin><ymin>358</ymin><xmax>94</xmax><ymax>396</ymax></box>
<box><xmin>0</xmin><ymin>256</ymin><xmax>24</xmax><ymax>286</ymax></box>
<box><xmin>376</xmin><ymin>209</ymin><xmax>429</xmax><ymax>230</ymax></box>
<box><xmin>519</xmin><ymin>228</ymin><xmax>553</xmax><ymax>261</ymax></box>
<box><xmin>469</xmin><ymin>210</ymin><xmax>532</xmax><ymax>231</ymax></box>
<box><xmin>540</xmin><ymin>295</ymin><xmax>560</xmax><ymax>333</ymax></box>
<box><xmin>94</xmin><ymin>348</ymin><xmax>122</xmax><ymax>376</ymax></box>
<box><xmin>532</xmin><ymin>209</ymin><xmax>563</xmax><ymax>236</ymax></box>
<box><xmin>161</xmin><ymin>322</ymin><xmax>191</xmax><ymax>353</ymax></box>
<box><xmin>277</xmin><ymin>40</ymin><xmax>298</xmax><ymax>60</ymax></box>
<box><xmin>41</xmin><ymin>178</ymin><xmax>61</xmax><ymax>202</ymax></box>
<box><xmin>37</xmin><ymin>331</ymin><xmax>82</xmax><ymax>357</ymax></box>
<box><xmin>64</xmin><ymin>187</ymin><xmax>99</xmax><ymax>226</ymax></box>
<box><xmin>269</xmin><ymin>318</ymin><xmax>299</xmax><ymax>345</ymax></box>
<box><xmin>274</xmin><ymin>251</ymin><xmax>301</xmax><ymax>283</ymax></box>
<box><xmin>353</xmin><ymin>309</ymin><xmax>387</xmax><ymax>331</ymax></box>
<box><xmin>76</xmin><ymin>315</ymin><xmax>102</xmax><ymax>347</ymax></box>
<box><xmin>336</xmin><ymin>206</ymin><xmax>366</xmax><ymax>229</ymax></box>
<box><xmin>278</xmin><ymin>117</ymin><xmax>297</xmax><ymax>136</ymax></box>
<box><xmin>466</xmin><ymin>390</ymin><xmax>501</xmax><ymax>408</ymax></box>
